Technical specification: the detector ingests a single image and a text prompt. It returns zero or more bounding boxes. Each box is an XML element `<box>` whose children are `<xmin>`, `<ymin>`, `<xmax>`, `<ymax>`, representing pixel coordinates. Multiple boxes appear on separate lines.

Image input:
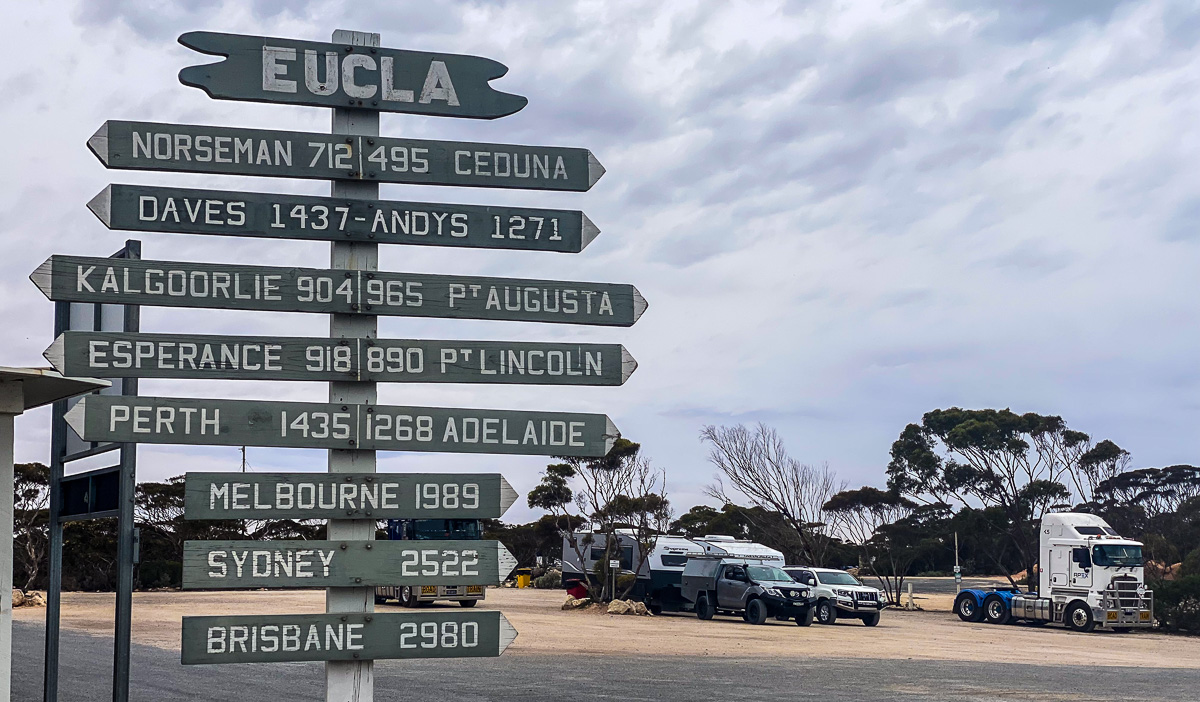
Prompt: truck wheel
<box><xmin>1066</xmin><ymin>603</ymin><xmax>1095</xmax><ymax>633</ymax></box>
<box><xmin>746</xmin><ymin>599</ymin><xmax>768</xmax><ymax>625</ymax></box>
<box><xmin>796</xmin><ymin>607</ymin><xmax>815</xmax><ymax>626</ymax></box>
<box><xmin>696</xmin><ymin>595</ymin><xmax>715</xmax><ymax>620</ymax></box>
<box><xmin>983</xmin><ymin>594</ymin><xmax>1011</xmax><ymax>625</ymax></box>
<box><xmin>954</xmin><ymin>592</ymin><xmax>984</xmax><ymax>623</ymax></box>
<box><xmin>815</xmin><ymin>600</ymin><xmax>837</xmax><ymax>625</ymax></box>
<box><xmin>459</xmin><ymin>599</ymin><xmax>478</xmax><ymax>608</ymax></box>
<box><xmin>399</xmin><ymin>586</ymin><xmax>417</xmax><ymax>608</ymax></box>
<box><xmin>861</xmin><ymin>612</ymin><xmax>880</xmax><ymax>627</ymax></box>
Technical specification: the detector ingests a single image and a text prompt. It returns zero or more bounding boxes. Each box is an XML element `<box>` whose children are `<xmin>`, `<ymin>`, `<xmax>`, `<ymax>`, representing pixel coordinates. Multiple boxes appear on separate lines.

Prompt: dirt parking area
<box><xmin>16</xmin><ymin>586</ymin><xmax>1200</xmax><ymax>668</ymax></box>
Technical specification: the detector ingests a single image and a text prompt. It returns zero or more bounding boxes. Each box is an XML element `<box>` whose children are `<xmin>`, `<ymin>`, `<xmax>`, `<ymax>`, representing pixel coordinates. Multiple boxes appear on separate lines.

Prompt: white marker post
<box><xmin>327</xmin><ymin>29</ymin><xmax>379</xmax><ymax>702</ymax></box>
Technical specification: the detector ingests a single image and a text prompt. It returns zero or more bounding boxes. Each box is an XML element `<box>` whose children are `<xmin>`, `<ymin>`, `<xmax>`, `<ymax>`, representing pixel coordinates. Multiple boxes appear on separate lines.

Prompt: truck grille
<box><xmin>854</xmin><ymin>591</ymin><xmax>877</xmax><ymax>602</ymax></box>
<box><xmin>1108</xmin><ymin>578</ymin><xmax>1145</xmax><ymax>609</ymax></box>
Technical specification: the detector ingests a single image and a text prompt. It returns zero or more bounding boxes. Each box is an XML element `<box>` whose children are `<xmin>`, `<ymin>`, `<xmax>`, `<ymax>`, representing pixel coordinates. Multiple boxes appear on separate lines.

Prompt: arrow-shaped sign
<box><xmin>45</xmin><ymin>332</ymin><xmax>637</xmax><ymax>386</ymax></box>
<box><xmin>179</xmin><ymin>31</ymin><xmax>528</xmax><ymax>119</ymax></box>
<box><xmin>64</xmin><ymin>395</ymin><xmax>619</xmax><ymax>457</ymax></box>
<box><xmin>89</xmin><ymin>120</ymin><xmax>604</xmax><ymax>192</ymax></box>
<box><xmin>31</xmin><ymin>255</ymin><xmax>647</xmax><ymax>327</ymax></box>
<box><xmin>182</xmin><ymin>539</ymin><xmax>518</xmax><ymax>589</ymax></box>
<box><xmin>182</xmin><ymin>611</ymin><xmax>517</xmax><ymax>665</ymax></box>
<box><xmin>183</xmin><ymin>472</ymin><xmax>519</xmax><ymax>520</ymax></box>
<box><xmin>89</xmin><ymin>184</ymin><xmax>600</xmax><ymax>253</ymax></box>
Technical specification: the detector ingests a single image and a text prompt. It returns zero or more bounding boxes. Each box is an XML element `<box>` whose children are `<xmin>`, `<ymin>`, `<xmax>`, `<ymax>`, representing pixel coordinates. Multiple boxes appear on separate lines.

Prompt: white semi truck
<box><xmin>953</xmin><ymin>512</ymin><xmax>1154</xmax><ymax>632</ymax></box>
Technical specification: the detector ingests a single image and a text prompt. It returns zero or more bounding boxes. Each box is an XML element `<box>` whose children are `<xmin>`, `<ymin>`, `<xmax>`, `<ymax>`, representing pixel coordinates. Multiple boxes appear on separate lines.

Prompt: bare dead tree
<box><xmin>701</xmin><ymin>423</ymin><xmax>845</xmax><ymax>566</ymax></box>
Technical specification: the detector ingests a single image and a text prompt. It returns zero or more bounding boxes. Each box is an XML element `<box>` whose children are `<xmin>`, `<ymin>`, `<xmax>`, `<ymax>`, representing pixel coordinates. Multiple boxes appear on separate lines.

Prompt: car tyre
<box><xmin>861</xmin><ymin>612</ymin><xmax>880</xmax><ymax>627</ymax></box>
<box><xmin>954</xmin><ymin>592</ymin><xmax>984</xmax><ymax>623</ymax></box>
<box><xmin>746</xmin><ymin>599</ymin><xmax>768</xmax><ymax>625</ymax></box>
<box><xmin>983</xmin><ymin>594</ymin><xmax>1011</xmax><ymax>625</ymax></box>
<box><xmin>815</xmin><ymin>600</ymin><xmax>837</xmax><ymax>625</ymax></box>
<box><xmin>796</xmin><ymin>607</ymin><xmax>815</xmax><ymax>627</ymax></box>
<box><xmin>696</xmin><ymin>594</ymin><xmax>715</xmax><ymax>621</ymax></box>
<box><xmin>1066</xmin><ymin>602</ymin><xmax>1095</xmax><ymax>633</ymax></box>
<box><xmin>459</xmin><ymin>599</ymin><xmax>478</xmax><ymax>608</ymax></box>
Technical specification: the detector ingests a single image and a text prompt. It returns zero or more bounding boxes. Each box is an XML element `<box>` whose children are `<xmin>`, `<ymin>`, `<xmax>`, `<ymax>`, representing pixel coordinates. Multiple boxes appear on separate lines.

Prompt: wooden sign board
<box><xmin>181</xmin><ymin>611</ymin><xmax>516</xmax><ymax>665</ymax></box>
<box><xmin>64</xmin><ymin>395</ymin><xmax>618</xmax><ymax>457</ymax></box>
<box><xmin>47</xmin><ymin>332</ymin><xmax>637</xmax><ymax>386</ymax></box>
<box><xmin>178</xmin><ymin>31</ymin><xmax>527</xmax><ymax>119</ymax></box>
<box><xmin>90</xmin><ymin>184</ymin><xmax>599</xmax><ymax>253</ymax></box>
<box><xmin>89</xmin><ymin>120</ymin><xmax>604</xmax><ymax>192</ymax></box>
<box><xmin>32</xmin><ymin>255</ymin><xmax>648</xmax><ymax>327</ymax></box>
<box><xmin>183</xmin><ymin>472</ymin><xmax>518</xmax><ymax>520</ymax></box>
<box><xmin>182</xmin><ymin>539</ymin><xmax>517</xmax><ymax>589</ymax></box>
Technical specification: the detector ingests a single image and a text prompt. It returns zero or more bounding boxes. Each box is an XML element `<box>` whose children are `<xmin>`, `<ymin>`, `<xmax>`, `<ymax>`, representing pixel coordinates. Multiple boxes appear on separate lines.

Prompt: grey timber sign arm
<box><xmin>88</xmin><ymin>121</ymin><xmax>604</xmax><ymax>192</ymax></box>
<box><xmin>64</xmin><ymin>395</ymin><xmax>619</xmax><ymax>457</ymax></box>
<box><xmin>46</xmin><ymin>332</ymin><xmax>637</xmax><ymax>386</ymax></box>
<box><xmin>182</xmin><ymin>472</ymin><xmax>518</xmax><ymax>520</ymax></box>
<box><xmin>181</xmin><ymin>611</ymin><xmax>516</xmax><ymax>664</ymax></box>
<box><xmin>178</xmin><ymin>32</ymin><xmax>528</xmax><ymax>119</ymax></box>
<box><xmin>182</xmin><ymin>539</ymin><xmax>518</xmax><ymax>589</ymax></box>
<box><xmin>89</xmin><ymin>184</ymin><xmax>600</xmax><ymax>253</ymax></box>
<box><xmin>31</xmin><ymin>256</ymin><xmax>648</xmax><ymax>327</ymax></box>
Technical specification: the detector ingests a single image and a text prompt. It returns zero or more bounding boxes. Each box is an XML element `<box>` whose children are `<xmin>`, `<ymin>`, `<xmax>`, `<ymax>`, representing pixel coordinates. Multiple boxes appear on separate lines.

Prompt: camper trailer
<box><xmin>561</xmin><ymin>531</ymin><xmax>785</xmax><ymax>613</ymax></box>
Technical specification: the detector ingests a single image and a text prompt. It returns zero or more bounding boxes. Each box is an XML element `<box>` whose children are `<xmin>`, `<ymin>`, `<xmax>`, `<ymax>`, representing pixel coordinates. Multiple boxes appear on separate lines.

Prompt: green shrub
<box><xmin>1154</xmin><ymin>575</ymin><xmax>1200</xmax><ymax>635</ymax></box>
<box><xmin>533</xmin><ymin>570</ymin><xmax>562</xmax><ymax>589</ymax></box>
<box><xmin>616</xmin><ymin>573</ymin><xmax>637</xmax><ymax>591</ymax></box>
<box><xmin>1181</xmin><ymin>548</ymin><xmax>1200</xmax><ymax>577</ymax></box>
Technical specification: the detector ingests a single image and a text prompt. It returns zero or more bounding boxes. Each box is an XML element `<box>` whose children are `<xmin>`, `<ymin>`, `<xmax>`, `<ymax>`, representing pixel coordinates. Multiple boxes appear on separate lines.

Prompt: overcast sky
<box><xmin>4</xmin><ymin>0</ymin><xmax>1200</xmax><ymax>522</ymax></box>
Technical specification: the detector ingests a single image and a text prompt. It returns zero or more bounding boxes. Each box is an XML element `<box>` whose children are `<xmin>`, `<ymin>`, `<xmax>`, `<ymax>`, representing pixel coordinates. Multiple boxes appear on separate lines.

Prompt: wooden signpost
<box><xmin>182</xmin><ymin>539</ymin><xmax>517</xmax><ymax>589</ymax></box>
<box><xmin>183</xmin><ymin>472</ymin><xmax>518</xmax><ymax>520</ymax></box>
<box><xmin>178</xmin><ymin>31</ymin><xmax>528</xmax><ymax>119</ymax></box>
<box><xmin>47</xmin><ymin>331</ymin><xmax>637</xmax><ymax>386</ymax></box>
<box><xmin>64</xmin><ymin>395</ymin><xmax>617</xmax><ymax>456</ymax></box>
<box><xmin>88</xmin><ymin>184</ymin><xmax>600</xmax><ymax>253</ymax></box>
<box><xmin>38</xmin><ymin>26</ymin><xmax>645</xmax><ymax>702</ymax></box>
<box><xmin>89</xmin><ymin>120</ymin><xmax>604</xmax><ymax>192</ymax></box>
<box><xmin>32</xmin><ymin>255</ymin><xmax>648</xmax><ymax>327</ymax></box>
<box><xmin>181</xmin><ymin>611</ymin><xmax>517</xmax><ymax>665</ymax></box>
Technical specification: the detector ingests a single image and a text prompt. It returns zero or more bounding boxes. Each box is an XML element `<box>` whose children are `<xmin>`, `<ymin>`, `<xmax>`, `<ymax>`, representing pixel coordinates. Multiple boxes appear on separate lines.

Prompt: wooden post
<box><xmin>326</xmin><ymin>28</ymin><xmax>379</xmax><ymax>702</ymax></box>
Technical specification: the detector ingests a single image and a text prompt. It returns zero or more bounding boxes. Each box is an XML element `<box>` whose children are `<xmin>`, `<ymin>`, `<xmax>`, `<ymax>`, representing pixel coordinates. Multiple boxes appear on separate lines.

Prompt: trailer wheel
<box><xmin>954</xmin><ymin>593</ymin><xmax>984</xmax><ymax>622</ymax></box>
<box><xmin>459</xmin><ymin>599</ymin><xmax>478</xmax><ymax>608</ymax></box>
<box><xmin>746</xmin><ymin>599</ymin><xmax>768</xmax><ymax>625</ymax></box>
<box><xmin>696</xmin><ymin>594</ymin><xmax>715</xmax><ymax>620</ymax></box>
<box><xmin>815</xmin><ymin>600</ymin><xmax>837</xmax><ymax>625</ymax></box>
<box><xmin>796</xmin><ymin>607</ymin><xmax>815</xmax><ymax>626</ymax></box>
<box><xmin>399</xmin><ymin>586</ymin><xmax>417</xmax><ymax>608</ymax></box>
<box><xmin>983</xmin><ymin>594</ymin><xmax>1011</xmax><ymax>625</ymax></box>
<box><xmin>861</xmin><ymin>612</ymin><xmax>880</xmax><ymax>627</ymax></box>
<box><xmin>1066</xmin><ymin>602</ymin><xmax>1095</xmax><ymax>633</ymax></box>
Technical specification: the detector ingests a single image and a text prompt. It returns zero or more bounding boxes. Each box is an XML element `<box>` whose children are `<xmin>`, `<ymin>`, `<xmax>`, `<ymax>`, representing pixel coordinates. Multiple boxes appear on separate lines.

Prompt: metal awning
<box><xmin>0</xmin><ymin>367</ymin><xmax>109</xmax><ymax>410</ymax></box>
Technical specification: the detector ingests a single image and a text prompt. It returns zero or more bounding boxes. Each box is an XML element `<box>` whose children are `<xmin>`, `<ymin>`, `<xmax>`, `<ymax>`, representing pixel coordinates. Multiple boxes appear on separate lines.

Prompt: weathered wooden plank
<box><xmin>63</xmin><ymin>395</ymin><xmax>618</xmax><ymax>457</ymax></box>
<box><xmin>182</xmin><ymin>611</ymin><xmax>516</xmax><ymax>664</ymax></box>
<box><xmin>89</xmin><ymin>121</ymin><xmax>604</xmax><ymax>192</ymax></box>
<box><xmin>31</xmin><ymin>256</ymin><xmax>647</xmax><ymax>327</ymax></box>
<box><xmin>182</xmin><ymin>539</ymin><xmax>517</xmax><ymax>589</ymax></box>
<box><xmin>178</xmin><ymin>31</ymin><xmax>527</xmax><ymax>119</ymax></box>
<box><xmin>46</xmin><ymin>332</ymin><xmax>637</xmax><ymax>386</ymax></box>
<box><xmin>183</xmin><ymin>472</ymin><xmax>517</xmax><ymax>520</ymax></box>
<box><xmin>90</xmin><ymin>184</ymin><xmax>598</xmax><ymax>253</ymax></box>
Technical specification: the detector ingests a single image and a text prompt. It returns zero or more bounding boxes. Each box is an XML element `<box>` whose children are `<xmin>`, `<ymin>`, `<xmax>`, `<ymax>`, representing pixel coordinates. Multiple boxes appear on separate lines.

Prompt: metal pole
<box><xmin>0</xmin><ymin>383</ymin><xmax>22</xmax><ymax>702</ymax></box>
<box><xmin>954</xmin><ymin>531</ymin><xmax>961</xmax><ymax>594</ymax></box>
<box><xmin>43</xmin><ymin>301</ymin><xmax>70</xmax><ymax>702</ymax></box>
<box><xmin>112</xmin><ymin>239</ymin><xmax>140</xmax><ymax>702</ymax></box>
<box><xmin>326</xmin><ymin>29</ymin><xmax>379</xmax><ymax>702</ymax></box>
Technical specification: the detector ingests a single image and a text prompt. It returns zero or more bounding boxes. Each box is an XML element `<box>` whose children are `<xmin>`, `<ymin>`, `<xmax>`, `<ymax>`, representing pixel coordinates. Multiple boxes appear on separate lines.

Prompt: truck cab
<box><xmin>681</xmin><ymin>557</ymin><xmax>815</xmax><ymax>626</ymax></box>
<box><xmin>954</xmin><ymin>512</ymin><xmax>1154</xmax><ymax>632</ymax></box>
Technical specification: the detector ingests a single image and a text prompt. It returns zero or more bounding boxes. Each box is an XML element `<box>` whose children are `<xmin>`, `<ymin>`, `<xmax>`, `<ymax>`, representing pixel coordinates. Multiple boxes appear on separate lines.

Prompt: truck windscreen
<box><xmin>1092</xmin><ymin>544</ymin><xmax>1143</xmax><ymax>567</ymax></box>
<box><xmin>412</xmin><ymin>519</ymin><xmax>482</xmax><ymax>540</ymax></box>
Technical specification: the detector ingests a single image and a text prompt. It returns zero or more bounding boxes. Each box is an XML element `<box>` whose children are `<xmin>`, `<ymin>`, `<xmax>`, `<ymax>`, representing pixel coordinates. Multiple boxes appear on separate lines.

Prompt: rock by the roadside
<box><xmin>632</xmin><ymin>601</ymin><xmax>650</xmax><ymax>616</ymax></box>
<box><xmin>607</xmin><ymin>599</ymin><xmax>632</xmax><ymax>615</ymax></box>
<box><xmin>562</xmin><ymin>596</ymin><xmax>592</xmax><ymax>610</ymax></box>
<box><xmin>11</xmin><ymin>590</ymin><xmax>25</xmax><ymax>608</ymax></box>
<box><xmin>20</xmin><ymin>592</ymin><xmax>46</xmax><ymax>608</ymax></box>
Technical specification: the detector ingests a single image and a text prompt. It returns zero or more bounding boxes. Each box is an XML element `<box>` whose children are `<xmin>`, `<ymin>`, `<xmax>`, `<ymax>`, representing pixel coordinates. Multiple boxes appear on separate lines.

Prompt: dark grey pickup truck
<box><xmin>681</xmin><ymin>557</ymin><xmax>815</xmax><ymax>625</ymax></box>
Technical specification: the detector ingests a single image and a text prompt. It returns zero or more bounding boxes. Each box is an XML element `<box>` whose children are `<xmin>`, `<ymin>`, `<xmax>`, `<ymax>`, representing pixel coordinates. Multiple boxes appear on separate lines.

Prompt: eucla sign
<box><xmin>179</xmin><ymin>31</ymin><xmax>528</xmax><ymax>119</ymax></box>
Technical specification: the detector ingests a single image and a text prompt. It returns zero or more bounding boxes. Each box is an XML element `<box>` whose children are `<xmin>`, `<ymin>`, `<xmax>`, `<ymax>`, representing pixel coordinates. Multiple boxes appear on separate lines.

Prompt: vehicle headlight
<box><xmin>799</xmin><ymin>588</ymin><xmax>810</xmax><ymax>597</ymax></box>
<box><xmin>764</xmin><ymin>588</ymin><xmax>781</xmax><ymax>597</ymax></box>
<box><xmin>835</xmin><ymin>589</ymin><xmax>850</xmax><ymax>597</ymax></box>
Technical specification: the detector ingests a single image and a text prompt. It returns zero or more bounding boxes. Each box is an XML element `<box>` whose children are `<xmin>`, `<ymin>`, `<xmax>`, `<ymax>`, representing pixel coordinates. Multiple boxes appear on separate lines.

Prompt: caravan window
<box><xmin>661</xmin><ymin>555</ymin><xmax>689</xmax><ymax>567</ymax></box>
<box><xmin>589</xmin><ymin>546</ymin><xmax>634</xmax><ymax>569</ymax></box>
